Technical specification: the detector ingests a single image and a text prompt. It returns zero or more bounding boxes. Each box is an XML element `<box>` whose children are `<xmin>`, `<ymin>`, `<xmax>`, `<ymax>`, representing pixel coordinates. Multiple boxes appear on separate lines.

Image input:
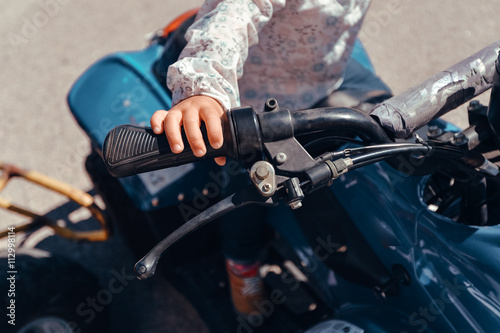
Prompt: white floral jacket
<box><xmin>167</xmin><ymin>0</ymin><xmax>371</xmax><ymax>111</ymax></box>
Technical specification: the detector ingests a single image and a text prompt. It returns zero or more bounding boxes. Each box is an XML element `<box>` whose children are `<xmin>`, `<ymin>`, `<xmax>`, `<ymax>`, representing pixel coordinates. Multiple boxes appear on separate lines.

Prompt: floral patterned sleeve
<box><xmin>167</xmin><ymin>0</ymin><xmax>286</xmax><ymax>110</ymax></box>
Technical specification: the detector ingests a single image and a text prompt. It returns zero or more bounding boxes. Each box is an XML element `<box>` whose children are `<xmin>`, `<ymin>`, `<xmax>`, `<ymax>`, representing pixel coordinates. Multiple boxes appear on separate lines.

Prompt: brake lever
<box><xmin>134</xmin><ymin>184</ymin><xmax>280</xmax><ymax>279</ymax></box>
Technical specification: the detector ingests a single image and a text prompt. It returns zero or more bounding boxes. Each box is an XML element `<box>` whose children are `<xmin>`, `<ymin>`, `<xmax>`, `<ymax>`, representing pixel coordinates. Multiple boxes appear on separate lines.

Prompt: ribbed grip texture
<box><xmin>102</xmin><ymin>124</ymin><xmax>169</xmax><ymax>177</ymax></box>
<box><xmin>107</xmin><ymin>126</ymin><xmax>157</xmax><ymax>164</ymax></box>
<box><xmin>102</xmin><ymin>117</ymin><xmax>237</xmax><ymax>178</ymax></box>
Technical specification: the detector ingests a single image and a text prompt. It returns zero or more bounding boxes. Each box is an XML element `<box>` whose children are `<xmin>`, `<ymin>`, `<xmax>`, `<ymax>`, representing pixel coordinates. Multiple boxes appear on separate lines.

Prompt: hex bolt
<box><xmin>427</xmin><ymin>125</ymin><xmax>443</xmax><ymax>138</ymax></box>
<box><xmin>452</xmin><ymin>132</ymin><xmax>468</xmax><ymax>145</ymax></box>
<box><xmin>467</xmin><ymin>100</ymin><xmax>481</xmax><ymax>112</ymax></box>
<box><xmin>262</xmin><ymin>183</ymin><xmax>272</xmax><ymax>192</ymax></box>
<box><xmin>276</xmin><ymin>152</ymin><xmax>287</xmax><ymax>164</ymax></box>
<box><xmin>255</xmin><ymin>166</ymin><xmax>269</xmax><ymax>180</ymax></box>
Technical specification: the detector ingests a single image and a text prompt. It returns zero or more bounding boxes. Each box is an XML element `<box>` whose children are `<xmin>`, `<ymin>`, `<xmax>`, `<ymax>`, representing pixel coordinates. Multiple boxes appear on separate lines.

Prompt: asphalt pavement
<box><xmin>0</xmin><ymin>0</ymin><xmax>499</xmax><ymax>332</ymax></box>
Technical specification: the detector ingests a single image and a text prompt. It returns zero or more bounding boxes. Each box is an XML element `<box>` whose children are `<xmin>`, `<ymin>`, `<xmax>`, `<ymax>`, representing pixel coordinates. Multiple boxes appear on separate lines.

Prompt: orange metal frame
<box><xmin>161</xmin><ymin>8</ymin><xmax>199</xmax><ymax>37</ymax></box>
<box><xmin>0</xmin><ymin>162</ymin><xmax>110</xmax><ymax>242</ymax></box>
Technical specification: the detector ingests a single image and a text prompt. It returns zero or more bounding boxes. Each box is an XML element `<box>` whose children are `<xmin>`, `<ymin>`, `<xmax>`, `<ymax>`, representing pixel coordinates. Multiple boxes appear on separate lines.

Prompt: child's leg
<box><xmin>315</xmin><ymin>41</ymin><xmax>392</xmax><ymax>113</ymax></box>
<box><xmin>221</xmin><ymin>206</ymin><xmax>267</xmax><ymax>263</ymax></box>
<box><xmin>220</xmin><ymin>206</ymin><xmax>268</xmax><ymax>316</ymax></box>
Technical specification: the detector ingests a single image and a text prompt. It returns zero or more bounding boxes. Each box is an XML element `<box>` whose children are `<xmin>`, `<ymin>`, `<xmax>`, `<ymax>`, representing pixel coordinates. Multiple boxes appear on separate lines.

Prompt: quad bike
<box><xmin>50</xmin><ymin>8</ymin><xmax>500</xmax><ymax>333</ymax></box>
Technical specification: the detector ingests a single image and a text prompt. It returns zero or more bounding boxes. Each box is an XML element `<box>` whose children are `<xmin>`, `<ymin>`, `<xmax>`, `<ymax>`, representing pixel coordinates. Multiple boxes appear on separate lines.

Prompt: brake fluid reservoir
<box><xmin>487</xmin><ymin>53</ymin><xmax>500</xmax><ymax>146</ymax></box>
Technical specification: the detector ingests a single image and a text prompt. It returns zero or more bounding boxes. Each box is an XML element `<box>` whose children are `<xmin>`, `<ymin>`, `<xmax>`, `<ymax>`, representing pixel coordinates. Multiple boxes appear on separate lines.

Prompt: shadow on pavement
<box><xmin>19</xmin><ymin>191</ymin><xmax>209</xmax><ymax>333</ymax></box>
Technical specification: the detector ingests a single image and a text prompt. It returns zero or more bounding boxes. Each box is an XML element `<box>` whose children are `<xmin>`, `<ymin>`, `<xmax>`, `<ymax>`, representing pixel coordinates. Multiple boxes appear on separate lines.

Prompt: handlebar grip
<box><xmin>102</xmin><ymin>119</ymin><xmax>234</xmax><ymax>177</ymax></box>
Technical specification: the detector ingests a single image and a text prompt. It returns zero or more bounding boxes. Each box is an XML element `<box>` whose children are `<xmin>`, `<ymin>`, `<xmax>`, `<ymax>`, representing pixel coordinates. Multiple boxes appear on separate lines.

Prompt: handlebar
<box><xmin>102</xmin><ymin>112</ymin><xmax>236</xmax><ymax>177</ymax></box>
<box><xmin>371</xmin><ymin>40</ymin><xmax>500</xmax><ymax>138</ymax></box>
<box><xmin>102</xmin><ymin>104</ymin><xmax>391</xmax><ymax>177</ymax></box>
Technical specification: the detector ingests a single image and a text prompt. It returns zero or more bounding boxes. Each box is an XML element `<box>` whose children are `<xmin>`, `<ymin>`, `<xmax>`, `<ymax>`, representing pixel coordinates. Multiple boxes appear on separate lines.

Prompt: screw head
<box><xmin>276</xmin><ymin>152</ymin><xmax>287</xmax><ymax>164</ymax></box>
<box><xmin>262</xmin><ymin>183</ymin><xmax>272</xmax><ymax>192</ymax></box>
<box><xmin>427</xmin><ymin>125</ymin><xmax>442</xmax><ymax>138</ymax></box>
<box><xmin>452</xmin><ymin>132</ymin><xmax>468</xmax><ymax>145</ymax></box>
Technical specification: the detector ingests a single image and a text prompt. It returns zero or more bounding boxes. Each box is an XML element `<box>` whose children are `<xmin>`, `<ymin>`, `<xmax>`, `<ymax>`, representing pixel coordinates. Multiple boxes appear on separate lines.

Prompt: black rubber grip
<box><xmin>103</xmin><ymin>123</ymin><xmax>233</xmax><ymax>177</ymax></box>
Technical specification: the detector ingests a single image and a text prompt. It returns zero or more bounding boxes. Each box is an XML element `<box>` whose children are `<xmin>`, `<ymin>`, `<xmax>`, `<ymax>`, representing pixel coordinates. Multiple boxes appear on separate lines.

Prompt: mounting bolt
<box><xmin>264</xmin><ymin>98</ymin><xmax>279</xmax><ymax>111</ymax></box>
<box><xmin>427</xmin><ymin>125</ymin><xmax>443</xmax><ymax>138</ymax></box>
<box><xmin>262</xmin><ymin>183</ymin><xmax>272</xmax><ymax>192</ymax></box>
<box><xmin>255</xmin><ymin>166</ymin><xmax>269</xmax><ymax>180</ymax></box>
<box><xmin>467</xmin><ymin>100</ymin><xmax>482</xmax><ymax>112</ymax></box>
<box><xmin>452</xmin><ymin>132</ymin><xmax>468</xmax><ymax>146</ymax></box>
<box><xmin>276</xmin><ymin>152</ymin><xmax>287</xmax><ymax>164</ymax></box>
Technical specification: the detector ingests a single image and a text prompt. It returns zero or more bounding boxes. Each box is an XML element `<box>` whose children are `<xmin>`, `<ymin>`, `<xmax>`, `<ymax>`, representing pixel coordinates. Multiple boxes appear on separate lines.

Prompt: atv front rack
<box><xmin>0</xmin><ymin>162</ymin><xmax>110</xmax><ymax>242</ymax></box>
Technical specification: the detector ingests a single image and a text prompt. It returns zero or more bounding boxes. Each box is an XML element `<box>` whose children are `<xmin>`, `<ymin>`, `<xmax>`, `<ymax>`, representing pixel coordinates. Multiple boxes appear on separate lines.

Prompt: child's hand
<box><xmin>150</xmin><ymin>95</ymin><xmax>226</xmax><ymax>166</ymax></box>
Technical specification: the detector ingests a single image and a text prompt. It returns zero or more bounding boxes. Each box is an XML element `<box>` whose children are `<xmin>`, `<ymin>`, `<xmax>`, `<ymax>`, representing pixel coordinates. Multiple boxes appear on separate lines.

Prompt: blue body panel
<box><xmin>352</xmin><ymin>39</ymin><xmax>375</xmax><ymax>72</ymax></box>
<box><xmin>333</xmin><ymin>162</ymin><xmax>500</xmax><ymax>331</ymax></box>
<box><xmin>271</xmin><ymin>162</ymin><xmax>500</xmax><ymax>332</ymax></box>
<box><xmin>68</xmin><ymin>45</ymin><xmax>170</xmax><ymax>146</ymax></box>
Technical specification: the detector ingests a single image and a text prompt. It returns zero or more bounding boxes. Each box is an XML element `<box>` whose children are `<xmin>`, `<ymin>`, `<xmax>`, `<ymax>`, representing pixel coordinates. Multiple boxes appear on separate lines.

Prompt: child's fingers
<box><xmin>215</xmin><ymin>157</ymin><xmax>226</xmax><ymax>166</ymax></box>
<box><xmin>200</xmin><ymin>108</ymin><xmax>224</xmax><ymax>150</ymax></box>
<box><xmin>183</xmin><ymin>109</ymin><xmax>206</xmax><ymax>157</ymax></box>
<box><xmin>163</xmin><ymin>109</ymin><xmax>184</xmax><ymax>153</ymax></box>
<box><xmin>150</xmin><ymin>110</ymin><xmax>168</xmax><ymax>134</ymax></box>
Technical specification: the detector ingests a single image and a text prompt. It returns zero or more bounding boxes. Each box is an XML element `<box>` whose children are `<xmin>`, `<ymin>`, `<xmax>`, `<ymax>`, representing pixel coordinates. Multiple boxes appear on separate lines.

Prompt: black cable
<box><xmin>316</xmin><ymin>142</ymin><xmax>464</xmax><ymax>162</ymax></box>
<box><xmin>349</xmin><ymin>156</ymin><xmax>388</xmax><ymax>170</ymax></box>
<box><xmin>314</xmin><ymin>142</ymin><xmax>430</xmax><ymax>163</ymax></box>
<box><xmin>302</xmin><ymin>136</ymin><xmax>365</xmax><ymax>150</ymax></box>
<box><xmin>349</xmin><ymin>146</ymin><xmax>433</xmax><ymax>166</ymax></box>
<box><xmin>347</xmin><ymin>145</ymin><xmax>470</xmax><ymax>171</ymax></box>
<box><xmin>343</xmin><ymin>143</ymin><xmax>430</xmax><ymax>156</ymax></box>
